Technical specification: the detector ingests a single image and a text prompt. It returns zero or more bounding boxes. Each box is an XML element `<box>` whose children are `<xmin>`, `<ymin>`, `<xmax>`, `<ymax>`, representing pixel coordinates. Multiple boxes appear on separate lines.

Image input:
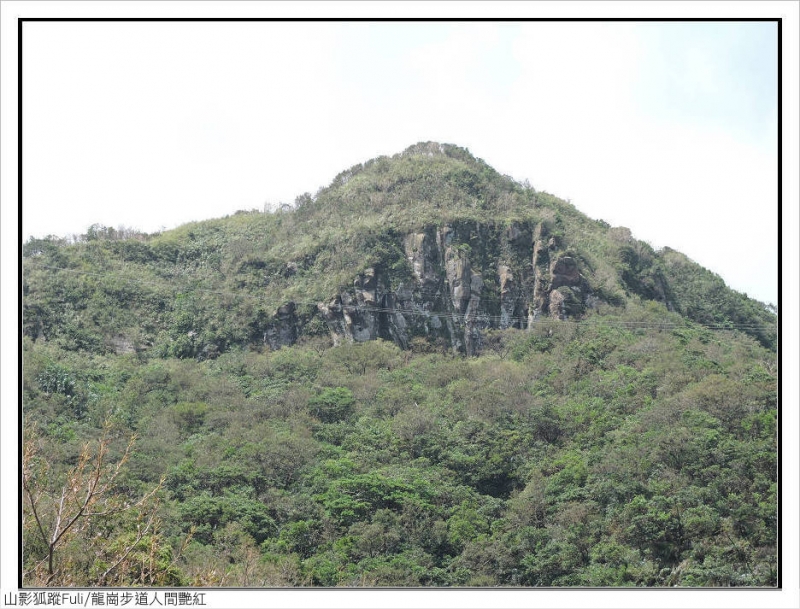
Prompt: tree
<box><xmin>22</xmin><ymin>422</ymin><xmax>174</xmax><ymax>586</ymax></box>
<box><xmin>308</xmin><ymin>387</ymin><xmax>355</xmax><ymax>423</ymax></box>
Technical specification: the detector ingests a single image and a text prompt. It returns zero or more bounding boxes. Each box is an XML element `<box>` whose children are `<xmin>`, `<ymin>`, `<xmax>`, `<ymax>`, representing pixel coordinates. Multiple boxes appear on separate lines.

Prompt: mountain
<box><xmin>23</xmin><ymin>142</ymin><xmax>775</xmax><ymax>359</ymax></box>
<box><xmin>21</xmin><ymin>143</ymin><xmax>778</xmax><ymax>587</ymax></box>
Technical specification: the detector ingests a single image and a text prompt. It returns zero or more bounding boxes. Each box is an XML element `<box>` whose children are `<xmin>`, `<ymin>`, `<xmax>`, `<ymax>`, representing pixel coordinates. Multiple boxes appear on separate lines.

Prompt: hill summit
<box><xmin>20</xmin><ymin>142</ymin><xmax>779</xmax><ymax>588</ymax></box>
<box><xmin>23</xmin><ymin>142</ymin><xmax>776</xmax><ymax>358</ymax></box>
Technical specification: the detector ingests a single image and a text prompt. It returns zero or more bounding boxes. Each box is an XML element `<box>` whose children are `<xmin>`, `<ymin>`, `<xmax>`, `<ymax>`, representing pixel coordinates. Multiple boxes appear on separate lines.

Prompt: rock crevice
<box><xmin>270</xmin><ymin>221</ymin><xmax>595</xmax><ymax>354</ymax></box>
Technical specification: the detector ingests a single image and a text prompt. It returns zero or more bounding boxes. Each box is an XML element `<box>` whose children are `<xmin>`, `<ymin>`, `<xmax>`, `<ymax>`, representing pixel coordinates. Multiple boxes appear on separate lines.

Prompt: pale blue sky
<box><xmin>635</xmin><ymin>21</ymin><xmax>777</xmax><ymax>150</ymax></box>
<box><xmin>3</xmin><ymin>3</ymin><xmax>798</xmax><ymax>607</ymax></box>
<box><xmin>20</xmin><ymin>20</ymin><xmax>778</xmax><ymax>304</ymax></box>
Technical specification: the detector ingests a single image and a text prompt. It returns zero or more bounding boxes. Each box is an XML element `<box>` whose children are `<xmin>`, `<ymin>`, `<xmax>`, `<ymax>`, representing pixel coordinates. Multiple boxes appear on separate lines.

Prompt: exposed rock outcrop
<box><xmin>264</xmin><ymin>301</ymin><xmax>299</xmax><ymax>349</ymax></box>
<box><xmin>290</xmin><ymin>220</ymin><xmax>597</xmax><ymax>354</ymax></box>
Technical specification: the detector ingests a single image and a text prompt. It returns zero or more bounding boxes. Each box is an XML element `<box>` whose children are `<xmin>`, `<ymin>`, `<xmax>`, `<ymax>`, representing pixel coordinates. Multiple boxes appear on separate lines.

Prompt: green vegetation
<box><xmin>22</xmin><ymin>143</ymin><xmax>777</xmax><ymax>587</ymax></box>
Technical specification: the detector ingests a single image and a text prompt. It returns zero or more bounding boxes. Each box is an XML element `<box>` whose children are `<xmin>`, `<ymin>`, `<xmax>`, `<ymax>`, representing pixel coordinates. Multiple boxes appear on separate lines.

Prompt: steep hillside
<box><xmin>22</xmin><ymin>142</ymin><xmax>776</xmax><ymax>359</ymax></box>
<box><xmin>21</xmin><ymin>143</ymin><xmax>777</xmax><ymax>587</ymax></box>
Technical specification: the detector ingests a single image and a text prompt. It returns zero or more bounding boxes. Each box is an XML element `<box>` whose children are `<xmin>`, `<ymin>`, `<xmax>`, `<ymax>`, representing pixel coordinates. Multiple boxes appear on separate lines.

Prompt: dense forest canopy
<box><xmin>22</xmin><ymin>142</ymin><xmax>777</xmax><ymax>587</ymax></box>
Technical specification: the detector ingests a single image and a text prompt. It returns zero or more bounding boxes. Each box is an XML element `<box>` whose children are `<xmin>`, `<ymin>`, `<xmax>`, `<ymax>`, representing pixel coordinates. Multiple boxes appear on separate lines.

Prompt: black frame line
<box><xmin>16</xmin><ymin>15</ymin><xmax>783</xmax><ymax>594</ymax></box>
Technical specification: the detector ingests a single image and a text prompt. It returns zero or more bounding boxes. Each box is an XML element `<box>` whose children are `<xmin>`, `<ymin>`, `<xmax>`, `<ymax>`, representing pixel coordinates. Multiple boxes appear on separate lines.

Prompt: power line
<box><xmin>23</xmin><ymin>261</ymin><xmax>777</xmax><ymax>333</ymax></box>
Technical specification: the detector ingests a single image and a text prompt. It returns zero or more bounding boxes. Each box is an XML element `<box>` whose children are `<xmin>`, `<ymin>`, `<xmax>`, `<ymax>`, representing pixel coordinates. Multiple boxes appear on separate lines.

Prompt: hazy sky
<box><xmin>4</xmin><ymin>4</ymin><xmax>799</xmax><ymax>608</ymax></box>
<box><xmin>21</xmin><ymin>20</ymin><xmax>778</xmax><ymax>304</ymax></box>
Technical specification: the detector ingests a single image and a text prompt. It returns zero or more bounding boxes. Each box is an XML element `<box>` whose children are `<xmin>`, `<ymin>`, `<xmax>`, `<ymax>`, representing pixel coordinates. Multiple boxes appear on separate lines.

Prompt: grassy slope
<box><xmin>21</xmin><ymin>143</ymin><xmax>777</xmax><ymax>586</ymax></box>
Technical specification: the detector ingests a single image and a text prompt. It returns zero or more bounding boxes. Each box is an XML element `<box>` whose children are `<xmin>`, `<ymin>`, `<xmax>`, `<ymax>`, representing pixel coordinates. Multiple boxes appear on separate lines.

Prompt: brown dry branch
<box><xmin>22</xmin><ymin>421</ymin><xmax>166</xmax><ymax>586</ymax></box>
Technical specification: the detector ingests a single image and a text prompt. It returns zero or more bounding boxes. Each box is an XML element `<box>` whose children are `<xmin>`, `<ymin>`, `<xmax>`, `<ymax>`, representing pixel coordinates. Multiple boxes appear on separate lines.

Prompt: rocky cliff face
<box><xmin>266</xmin><ymin>220</ymin><xmax>592</xmax><ymax>355</ymax></box>
<box><xmin>20</xmin><ymin>142</ymin><xmax>777</xmax><ymax>360</ymax></box>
